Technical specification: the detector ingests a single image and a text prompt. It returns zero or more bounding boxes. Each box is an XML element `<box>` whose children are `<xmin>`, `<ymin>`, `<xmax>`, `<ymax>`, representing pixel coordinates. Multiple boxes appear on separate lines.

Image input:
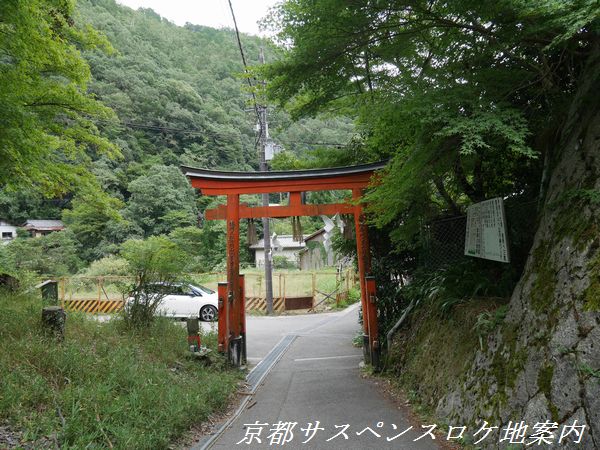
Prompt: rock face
<box><xmin>436</xmin><ymin>46</ymin><xmax>600</xmax><ymax>449</ymax></box>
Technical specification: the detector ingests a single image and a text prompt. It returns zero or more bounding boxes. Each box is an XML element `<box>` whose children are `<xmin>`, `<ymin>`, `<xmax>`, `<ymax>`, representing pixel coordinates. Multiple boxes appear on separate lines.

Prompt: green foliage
<box><xmin>263</xmin><ymin>0</ymin><xmax>598</xmax><ymax>247</ymax></box>
<box><xmin>272</xmin><ymin>255</ymin><xmax>297</xmax><ymax>270</ymax></box>
<box><xmin>263</xmin><ymin>0</ymin><xmax>599</xmax><ymax>356</ymax></box>
<box><xmin>81</xmin><ymin>255</ymin><xmax>130</xmax><ymax>277</ymax></box>
<box><xmin>0</xmin><ymin>0</ymin><xmax>119</xmax><ymax>195</ymax></box>
<box><xmin>2</xmin><ymin>0</ymin><xmax>354</xmax><ymax>275</ymax></box>
<box><xmin>75</xmin><ymin>0</ymin><xmax>353</xmax><ymax>177</ymax></box>
<box><xmin>414</xmin><ymin>260</ymin><xmax>516</xmax><ymax>315</ymax></box>
<box><xmin>178</xmin><ymin>221</ymin><xmax>227</xmax><ymax>272</ymax></box>
<box><xmin>578</xmin><ymin>362</ymin><xmax>600</xmax><ymax>381</ymax></box>
<box><xmin>124</xmin><ymin>165</ymin><xmax>197</xmax><ymax>237</ymax></box>
<box><xmin>385</xmin><ymin>301</ymin><xmax>483</xmax><ymax>414</ymax></box>
<box><xmin>0</xmin><ymin>292</ymin><xmax>240</xmax><ymax>449</ymax></box>
<box><xmin>473</xmin><ymin>305</ymin><xmax>509</xmax><ymax>348</ymax></box>
<box><xmin>120</xmin><ymin>236</ymin><xmax>188</xmax><ymax>328</ymax></box>
<box><xmin>0</xmin><ymin>231</ymin><xmax>83</xmax><ymax>276</ymax></box>
<box><xmin>0</xmin><ymin>189</ymin><xmax>64</xmax><ymax>224</ymax></box>
<box><xmin>167</xmin><ymin>223</ymin><xmax>252</xmax><ymax>272</ymax></box>
<box><xmin>62</xmin><ymin>189</ymin><xmax>127</xmax><ymax>261</ymax></box>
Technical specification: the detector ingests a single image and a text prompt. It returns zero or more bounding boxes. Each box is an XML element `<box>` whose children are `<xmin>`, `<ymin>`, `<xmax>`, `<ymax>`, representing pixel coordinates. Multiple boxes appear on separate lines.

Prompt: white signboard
<box><xmin>464</xmin><ymin>197</ymin><xmax>510</xmax><ymax>263</ymax></box>
<box><xmin>265</xmin><ymin>140</ymin><xmax>282</xmax><ymax>161</ymax></box>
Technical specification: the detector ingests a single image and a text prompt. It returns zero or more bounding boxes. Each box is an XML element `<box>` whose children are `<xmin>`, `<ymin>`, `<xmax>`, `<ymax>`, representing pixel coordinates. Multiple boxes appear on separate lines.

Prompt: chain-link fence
<box><xmin>420</xmin><ymin>199</ymin><xmax>539</xmax><ymax>270</ymax></box>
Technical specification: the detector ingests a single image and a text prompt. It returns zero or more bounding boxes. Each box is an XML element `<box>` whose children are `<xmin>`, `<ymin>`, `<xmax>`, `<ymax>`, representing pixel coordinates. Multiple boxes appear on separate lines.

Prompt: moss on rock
<box><xmin>584</xmin><ymin>250</ymin><xmax>600</xmax><ymax>311</ymax></box>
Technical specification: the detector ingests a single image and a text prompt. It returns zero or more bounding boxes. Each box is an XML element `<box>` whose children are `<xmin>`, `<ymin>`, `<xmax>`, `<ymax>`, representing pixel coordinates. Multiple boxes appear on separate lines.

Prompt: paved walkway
<box><xmin>197</xmin><ymin>305</ymin><xmax>440</xmax><ymax>450</ymax></box>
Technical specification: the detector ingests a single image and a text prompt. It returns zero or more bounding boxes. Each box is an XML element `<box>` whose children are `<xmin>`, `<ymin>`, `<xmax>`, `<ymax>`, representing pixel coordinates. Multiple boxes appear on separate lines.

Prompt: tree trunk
<box><xmin>436</xmin><ymin>42</ymin><xmax>600</xmax><ymax>448</ymax></box>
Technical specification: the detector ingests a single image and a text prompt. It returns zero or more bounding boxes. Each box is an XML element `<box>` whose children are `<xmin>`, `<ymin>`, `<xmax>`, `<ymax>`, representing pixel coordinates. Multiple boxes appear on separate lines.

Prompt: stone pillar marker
<box><xmin>41</xmin><ymin>306</ymin><xmax>66</xmax><ymax>341</ymax></box>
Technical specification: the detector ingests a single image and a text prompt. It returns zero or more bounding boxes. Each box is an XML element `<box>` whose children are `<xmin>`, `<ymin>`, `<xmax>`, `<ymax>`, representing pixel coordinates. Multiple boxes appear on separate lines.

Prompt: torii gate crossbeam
<box><xmin>182</xmin><ymin>161</ymin><xmax>386</xmax><ymax>368</ymax></box>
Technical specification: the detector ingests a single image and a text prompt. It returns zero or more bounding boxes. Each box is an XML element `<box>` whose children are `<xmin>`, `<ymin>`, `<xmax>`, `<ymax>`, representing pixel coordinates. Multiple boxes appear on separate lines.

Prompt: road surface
<box><xmin>195</xmin><ymin>305</ymin><xmax>440</xmax><ymax>450</ymax></box>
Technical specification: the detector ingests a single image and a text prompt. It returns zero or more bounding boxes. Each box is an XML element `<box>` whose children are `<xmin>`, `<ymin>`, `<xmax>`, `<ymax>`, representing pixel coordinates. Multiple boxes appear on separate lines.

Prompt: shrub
<box><xmin>80</xmin><ymin>255</ymin><xmax>130</xmax><ymax>277</ymax></box>
<box><xmin>120</xmin><ymin>236</ymin><xmax>187</xmax><ymax>328</ymax></box>
<box><xmin>272</xmin><ymin>255</ymin><xmax>297</xmax><ymax>270</ymax></box>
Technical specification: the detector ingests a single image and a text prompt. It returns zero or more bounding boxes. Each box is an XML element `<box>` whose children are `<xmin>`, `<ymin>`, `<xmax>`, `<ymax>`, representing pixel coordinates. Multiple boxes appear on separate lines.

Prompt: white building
<box><xmin>250</xmin><ymin>234</ymin><xmax>308</xmax><ymax>268</ymax></box>
<box><xmin>0</xmin><ymin>220</ymin><xmax>17</xmax><ymax>244</ymax></box>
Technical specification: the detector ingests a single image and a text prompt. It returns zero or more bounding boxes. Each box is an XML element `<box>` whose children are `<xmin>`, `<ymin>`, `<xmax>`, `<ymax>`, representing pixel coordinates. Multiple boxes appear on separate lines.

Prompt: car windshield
<box><xmin>190</xmin><ymin>284</ymin><xmax>215</xmax><ymax>296</ymax></box>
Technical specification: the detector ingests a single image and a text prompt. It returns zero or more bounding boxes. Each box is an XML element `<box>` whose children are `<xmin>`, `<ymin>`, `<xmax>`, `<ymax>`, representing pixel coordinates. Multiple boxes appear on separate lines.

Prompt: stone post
<box><xmin>41</xmin><ymin>306</ymin><xmax>66</xmax><ymax>341</ymax></box>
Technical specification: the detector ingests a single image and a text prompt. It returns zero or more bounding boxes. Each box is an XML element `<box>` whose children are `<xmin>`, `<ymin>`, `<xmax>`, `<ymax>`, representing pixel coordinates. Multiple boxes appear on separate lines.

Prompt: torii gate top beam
<box><xmin>181</xmin><ymin>161</ymin><xmax>387</xmax><ymax>196</ymax></box>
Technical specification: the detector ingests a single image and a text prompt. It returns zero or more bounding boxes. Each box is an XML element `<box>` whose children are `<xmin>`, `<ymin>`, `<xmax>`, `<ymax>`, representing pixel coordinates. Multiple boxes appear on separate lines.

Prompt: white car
<box><xmin>128</xmin><ymin>282</ymin><xmax>219</xmax><ymax>321</ymax></box>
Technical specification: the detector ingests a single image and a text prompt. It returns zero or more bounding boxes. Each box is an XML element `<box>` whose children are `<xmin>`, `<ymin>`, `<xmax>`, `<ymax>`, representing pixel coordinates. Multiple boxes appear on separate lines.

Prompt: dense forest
<box><xmin>0</xmin><ymin>0</ymin><xmax>352</xmax><ymax>275</ymax></box>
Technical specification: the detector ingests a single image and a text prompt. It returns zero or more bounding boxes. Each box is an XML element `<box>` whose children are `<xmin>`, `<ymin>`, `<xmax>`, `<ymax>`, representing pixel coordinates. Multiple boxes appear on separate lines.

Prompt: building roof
<box><xmin>23</xmin><ymin>219</ymin><xmax>65</xmax><ymax>231</ymax></box>
<box><xmin>249</xmin><ymin>235</ymin><xmax>308</xmax><ymax>250</ymax></box>
<box><xmin>304</xmin><ymin>228</ymin><xmax>326</xmax><ymax>241</ymax></box>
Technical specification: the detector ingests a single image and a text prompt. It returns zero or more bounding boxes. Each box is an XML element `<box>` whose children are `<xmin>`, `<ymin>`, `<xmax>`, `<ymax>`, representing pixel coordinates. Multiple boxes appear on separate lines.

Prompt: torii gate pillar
<box><xmin>353</xmin><ymin>188</ymin><xmax>378</xmax><ymax>364</ymax></box>
<box><xmin>217</xmin><ymin>194</ymin><xmax>246</xmax><ymax>366</ymax></box>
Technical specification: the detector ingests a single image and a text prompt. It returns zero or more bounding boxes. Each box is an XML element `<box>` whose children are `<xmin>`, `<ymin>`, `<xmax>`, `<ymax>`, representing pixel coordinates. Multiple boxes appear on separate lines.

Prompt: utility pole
<box><xmin>258</xmin><ymin>47</ymin><xmax>274</xmax><ymax>315</ymax></box>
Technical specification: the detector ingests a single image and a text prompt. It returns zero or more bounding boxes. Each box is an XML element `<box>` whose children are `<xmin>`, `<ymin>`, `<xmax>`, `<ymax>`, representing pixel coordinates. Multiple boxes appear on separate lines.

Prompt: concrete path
<box><xmin>198</xmin><ymin>305</ymin><xmax>440</xmax><ymax>450</ymax></box>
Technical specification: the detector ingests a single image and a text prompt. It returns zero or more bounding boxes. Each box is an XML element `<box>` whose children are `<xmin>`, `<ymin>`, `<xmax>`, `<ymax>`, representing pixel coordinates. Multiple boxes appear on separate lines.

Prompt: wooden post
<box><xmin>278</xmin><ymin>273</ymin><xmax>282</xmax><ymax>302</ymax></box>
<box><xmin>346</xmin><ymin>269</ymin><xmax>350</xmax><ymax>295</ymax></box>
<box><xmin>283</xmin><ymin>273</ymin><xmax>286</xmax><ymax>302</ymax></box>
<box><xmin>97</xmin><ymin>277</ymin><xmax>103</xmax><ymax>314</ymax></box>
<box><xmin>336</xmin><ymin>271</ymin><xmax>340</xmax><ymax>306</ymax></box>
<box><xmin>42</xmin><ymin>306</ymin><xmax>66</xmax><ymax>341</ymax></box>
<box><xmin>311</xmin><ymin>272</ymin><xmax>316</xmax><ymax>308</ymax></box>
<box><xmin>257</xmin><ymin>275</ymin><xmax>262</xmax><ymax>298</ymax></box>
<box><xmin>60</xmin><ymin>277</ymin><xmax>66</xmax><ymax>309</ymax></box>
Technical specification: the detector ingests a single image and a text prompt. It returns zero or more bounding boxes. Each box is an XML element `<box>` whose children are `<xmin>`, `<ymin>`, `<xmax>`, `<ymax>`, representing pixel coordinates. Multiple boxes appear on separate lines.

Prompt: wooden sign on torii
<box><xmin>182</xmin><ymin>161</ymin><xmax>386</xmax><ymax>367</ymax></box>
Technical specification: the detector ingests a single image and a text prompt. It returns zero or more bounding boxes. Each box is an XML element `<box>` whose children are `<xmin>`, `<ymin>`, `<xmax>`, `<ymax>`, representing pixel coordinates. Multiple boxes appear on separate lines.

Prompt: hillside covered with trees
<box><xmin>0</xmin><ymin>0</ymin><xmax>353</xmax><ymax>274</ymax></box>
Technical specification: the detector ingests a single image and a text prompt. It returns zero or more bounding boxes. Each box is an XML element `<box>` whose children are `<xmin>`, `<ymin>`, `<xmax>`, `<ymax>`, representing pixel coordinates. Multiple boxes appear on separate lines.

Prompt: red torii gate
<box><xmin>182</xmin><ymin>162</ymin><xmax>386</xmax><ymax>367</ymax></box>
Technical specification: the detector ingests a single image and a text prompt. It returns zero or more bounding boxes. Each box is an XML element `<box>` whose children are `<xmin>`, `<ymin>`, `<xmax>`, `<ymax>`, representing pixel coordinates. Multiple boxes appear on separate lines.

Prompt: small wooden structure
<box><xmin>182</xmin><ymin>162</ymin><xmax>386</xmax><ymax>367</ymax></box>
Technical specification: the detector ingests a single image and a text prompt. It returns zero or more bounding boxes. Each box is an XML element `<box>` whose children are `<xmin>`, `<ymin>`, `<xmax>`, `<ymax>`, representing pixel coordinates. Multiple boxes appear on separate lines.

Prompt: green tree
<box><xmin>0</xmin><ymin>231</ymin><xmax>83</xmax><ymax>276</ymax></box>
<box><xmin>62</xmin><ymin>189</ymin><xmax>128</xmax><ymax>261</ymax></box>
<box><xmin>124</xmin><ymin>165</ymin><xmax>198</xmax><ymax>237</ymax></box>
<box><xmin>0</xmin><ymin>189</ymin><xmax>65</xmax><ymax>224</ymax></box>
<box><xmin>120</xmin><ymin>236</ymin><xmax>187</xmax><ymax>328</ymax></box>
<box><xmin>263</xmin><ymin>0</ymin><xmax>598</xmax><ymax>244</ymax></box>
<box><xmin>0</xmin><ymin>0</ymin><xmax>119</xmax><ymax>195</ymax></box>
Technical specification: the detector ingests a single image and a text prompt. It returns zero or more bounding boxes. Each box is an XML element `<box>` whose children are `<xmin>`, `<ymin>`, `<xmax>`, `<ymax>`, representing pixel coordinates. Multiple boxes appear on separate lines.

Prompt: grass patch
<box><xmin>333</xmin><ymin>287</ymin><xmax>361</xmax><ymax>309</ymax></box>
<box><xmin>0</xmin><ymin>292</ymin><xmax>242</xmax><ymax>449</ymax></box>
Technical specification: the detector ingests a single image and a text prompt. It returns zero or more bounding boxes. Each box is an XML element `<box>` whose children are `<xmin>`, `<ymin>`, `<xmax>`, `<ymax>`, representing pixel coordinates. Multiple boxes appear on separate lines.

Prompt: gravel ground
<box><xmin>0</xmin><ymin>423</ymin><xmax>21</xmax><ymax>449</ymax></box>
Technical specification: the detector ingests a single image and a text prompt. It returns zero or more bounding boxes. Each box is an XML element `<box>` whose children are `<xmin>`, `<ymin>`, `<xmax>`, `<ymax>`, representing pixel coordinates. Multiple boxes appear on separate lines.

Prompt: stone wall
<box><xmin>436</xmin><ymin>45</ymin><xmax>600</xmax><ymax>449</ymax></box>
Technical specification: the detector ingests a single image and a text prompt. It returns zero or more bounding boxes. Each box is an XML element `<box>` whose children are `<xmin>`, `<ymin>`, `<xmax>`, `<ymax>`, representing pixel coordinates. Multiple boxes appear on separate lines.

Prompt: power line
<box><xmin>226</xmin><ymin>0</ymin><xmax>274</xmax><ymax>314</ymax></box>
<box><xmin>227</xmin><ymin>0</ymin><xmax>261</xmax><ymax>128</ymax></box>
<box><xmin>97</xmin><ymin>118</ymin><xmax>351</xmax><ymax>147</ymax></box>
